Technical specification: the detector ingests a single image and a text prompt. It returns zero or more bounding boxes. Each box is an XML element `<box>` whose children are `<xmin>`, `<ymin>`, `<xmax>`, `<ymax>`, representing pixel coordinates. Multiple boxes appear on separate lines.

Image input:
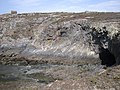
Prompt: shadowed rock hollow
<box><xmin>99</xmin><ymin>47</ymin><xmax>116</xmax><ymax>67</ymax></box>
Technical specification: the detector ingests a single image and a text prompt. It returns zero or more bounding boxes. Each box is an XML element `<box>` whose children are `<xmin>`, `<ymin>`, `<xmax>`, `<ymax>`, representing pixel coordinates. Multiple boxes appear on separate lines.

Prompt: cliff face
<box><xmin>0</xmin><ymin>12</ymin><xmax>120</xmax><ymax>66</ymax></box>
<box><xmin>89</xmin><ymin>21</ymin><xmax>120</xmax><ymax>66</ymax></box>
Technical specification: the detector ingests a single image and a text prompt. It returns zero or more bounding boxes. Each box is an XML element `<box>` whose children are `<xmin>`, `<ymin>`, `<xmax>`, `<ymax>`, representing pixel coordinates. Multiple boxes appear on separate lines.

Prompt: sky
<box><xmin>0</xmin><ymin>0</ymin><xmax>120</xmax><ymax>14</ymax></box>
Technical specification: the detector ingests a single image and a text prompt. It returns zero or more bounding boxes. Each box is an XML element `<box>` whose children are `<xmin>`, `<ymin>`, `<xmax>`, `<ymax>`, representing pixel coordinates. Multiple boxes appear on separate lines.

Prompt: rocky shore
<box><xmin>0</xmin><ymin>12</ymin><xmax>120</xmax><ymax>90</ymax></box>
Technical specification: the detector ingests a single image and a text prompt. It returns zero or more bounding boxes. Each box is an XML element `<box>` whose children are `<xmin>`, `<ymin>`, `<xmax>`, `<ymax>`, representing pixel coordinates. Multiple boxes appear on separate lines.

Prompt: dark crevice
<box><xmin>99</xmin><ymin>47</ymin><xmax>116</xmax><ymax>67</ymax></box>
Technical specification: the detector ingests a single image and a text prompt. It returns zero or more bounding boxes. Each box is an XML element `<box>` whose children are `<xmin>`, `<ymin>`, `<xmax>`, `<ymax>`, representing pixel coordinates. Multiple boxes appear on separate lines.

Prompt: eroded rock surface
<box><xmin>0</xmin><ymin>12</ymin><xmax>120</xmax><ymax>90</ymax></box>
<box><xmin>0</xmin><ymin>12</ymin><xmax>120</xmax><ymax>66</ymax></box>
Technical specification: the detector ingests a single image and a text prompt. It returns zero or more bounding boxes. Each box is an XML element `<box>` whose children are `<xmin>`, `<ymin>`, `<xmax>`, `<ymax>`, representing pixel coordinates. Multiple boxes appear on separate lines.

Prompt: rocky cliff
<box><xmin>0</xmin><ymin>12</ymin><xmax>120</xmax><ymax>66</ymax></box>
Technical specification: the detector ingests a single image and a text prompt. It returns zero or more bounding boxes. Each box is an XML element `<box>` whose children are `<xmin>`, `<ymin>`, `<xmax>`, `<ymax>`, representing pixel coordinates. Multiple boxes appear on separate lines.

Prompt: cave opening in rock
<box><xmin>99</xmin><ymin>47</ymin><xmax>116</xmax><ymax>67</ymax></box>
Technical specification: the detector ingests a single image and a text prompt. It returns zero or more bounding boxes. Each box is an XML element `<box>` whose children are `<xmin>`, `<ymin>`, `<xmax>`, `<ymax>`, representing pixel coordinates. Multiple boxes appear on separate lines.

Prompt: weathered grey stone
<box><xmin>0</xmin><ymin>12</ymin><xmax>120</xmax><ymax>66</ymax></box>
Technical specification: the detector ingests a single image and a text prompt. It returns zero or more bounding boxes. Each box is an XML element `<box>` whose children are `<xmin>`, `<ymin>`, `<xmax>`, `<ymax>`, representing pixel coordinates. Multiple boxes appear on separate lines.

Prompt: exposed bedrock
<box><xmin>0</xmin><ymin>13</ymin><xmax>120</xmax><ymax>66</ymax></box>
